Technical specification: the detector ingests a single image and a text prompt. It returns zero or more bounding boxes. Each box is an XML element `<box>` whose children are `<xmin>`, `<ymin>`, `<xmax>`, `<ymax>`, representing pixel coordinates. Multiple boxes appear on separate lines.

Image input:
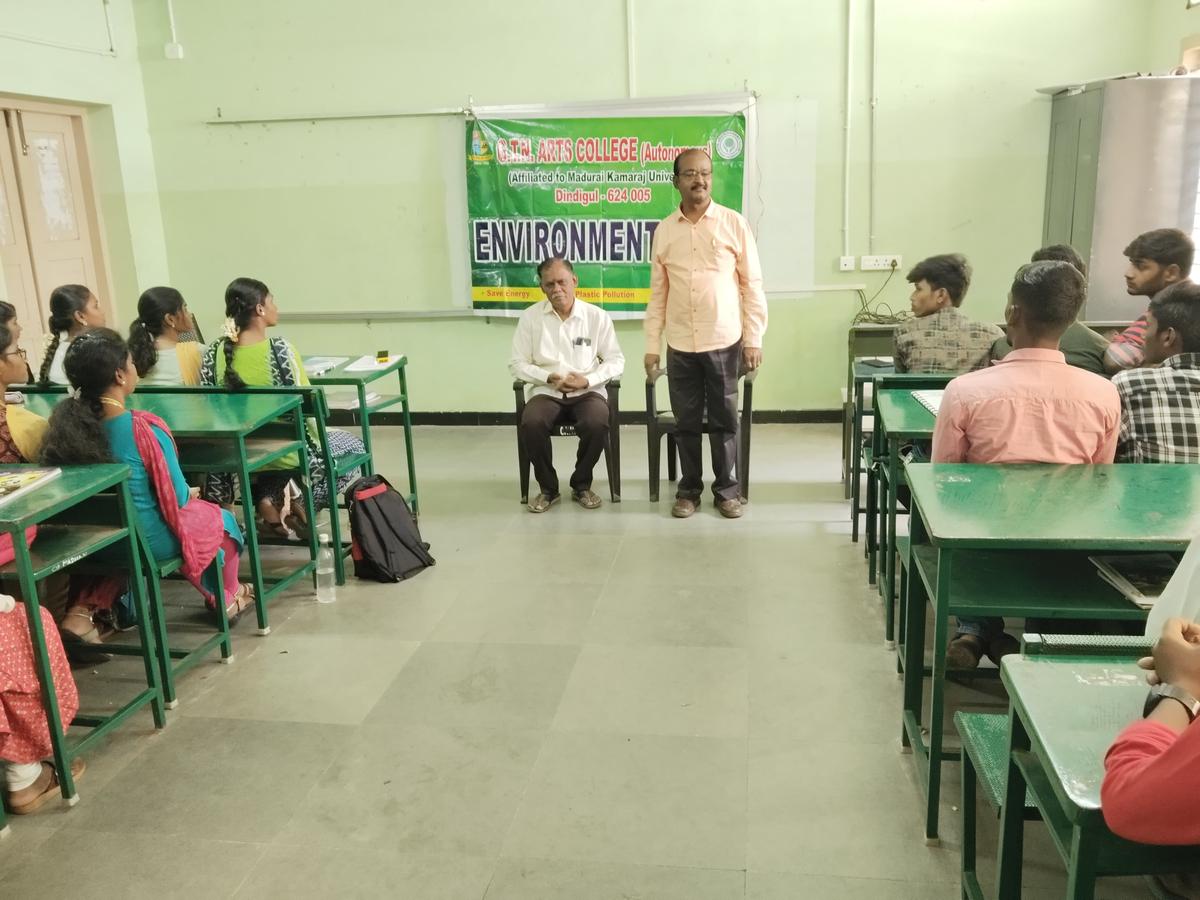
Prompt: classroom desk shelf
<box><xmin>909</xmin><ymin>546</ymin><xmax>1147</xmax><ymax>620</ymax></box>
<box><xmin>172</xmin><ymin>436</ymin><xmax>305</xmax><ymax>473</ymax></box>
<box><xmin>305</xmin><ymin>354</ymin><xmax>419</xmax><ymax>514</ymax></box>
<box><xmin>0</xmin><ymin>464</ymin><xmax>167</xmax><ymax>805</ymax></box>
<box><xmin>994</xmin><ymin>654</ymin><xmax>1200</xmax><ymax>898</ymax></box>
<box><xmin>899</xmin><ymin>462</ymin><xmax>1200</xmax><ymax>845</ymax></box>
<box><xmin>0</xmin><ymin>525</ymin><xmax>126</xmax><ymax>580</ymax></box>
<box><xmin>868</xmin><ymin>382</ymin><xmax>944</xmax><ymax>646</ymax></box>
<box><xmin>20</xmin><ymin>391</ymin><xmax>320</xmax><ymax>635</ymax></box>
<box><xmin>846</xmin><ymin>359</ymin><xmax>893</xmax><ymax>517</ymax></box>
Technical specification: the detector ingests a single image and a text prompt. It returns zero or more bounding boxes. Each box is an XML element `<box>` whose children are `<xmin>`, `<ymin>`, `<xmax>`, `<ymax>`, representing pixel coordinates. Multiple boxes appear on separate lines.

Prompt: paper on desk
<box><xmin>303</xmin><ymin>356</ymin><xmax>350</xmax><ymax>376</ymax></box>
<box><xmin>345</xmin><ymin>354</ymin><xmax>398</xmax><ymax>372</ymax></box>
<box><xmin>1145</xmin><ymin>535</ymin><xmax>1200</xmax><ymax>635</ymax></box>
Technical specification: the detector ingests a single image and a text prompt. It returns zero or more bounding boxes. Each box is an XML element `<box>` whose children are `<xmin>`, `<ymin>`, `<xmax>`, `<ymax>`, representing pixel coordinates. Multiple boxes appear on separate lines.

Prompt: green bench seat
<box><xmin>956</xmin><ymin>712</ymin><xmax>1038</xmax><ymax>900</ymax></box>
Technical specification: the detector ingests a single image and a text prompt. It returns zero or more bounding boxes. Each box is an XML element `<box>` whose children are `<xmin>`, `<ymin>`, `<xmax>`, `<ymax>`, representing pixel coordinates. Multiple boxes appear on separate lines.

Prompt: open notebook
<box><xmin>911</xmin><ymin>389</ymin><xmax>944</xmax><ymax>416</ymax></box>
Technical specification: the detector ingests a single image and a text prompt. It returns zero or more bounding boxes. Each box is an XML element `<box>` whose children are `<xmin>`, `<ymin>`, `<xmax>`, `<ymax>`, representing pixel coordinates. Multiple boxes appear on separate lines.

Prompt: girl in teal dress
<box><xmin>40</xmin><ymin>329</ymin><xmax>254</xmax><ymax>624</ymax></box>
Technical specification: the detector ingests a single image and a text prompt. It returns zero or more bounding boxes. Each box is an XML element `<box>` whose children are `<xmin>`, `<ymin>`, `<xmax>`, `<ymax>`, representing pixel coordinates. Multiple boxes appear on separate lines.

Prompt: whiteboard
<box><xmin>749</xmin><ymin>95</ymin><xmax>818</xmax><ymax>294</ymax></box>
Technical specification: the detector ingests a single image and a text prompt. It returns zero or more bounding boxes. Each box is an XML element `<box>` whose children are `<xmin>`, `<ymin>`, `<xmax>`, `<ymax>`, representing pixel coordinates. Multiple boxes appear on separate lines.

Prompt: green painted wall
<box><xmin>1148</xmin><ymin>0</ymin><xmax>1200</xmax><ymax>68</ymax></box>
<box><xmin>0</xmin><ymin>0</ymin><xmax>169</xmax><ymax>317</ymax></box>
<box><xmin>14</xmin><ymin>0</ymin><xmax>1192</xmax><ymax>411</ymax></box>
<box><xmin>128</xmin><ymin>0</ymin><xmax>1161</xmax><ymax>412</ymax></box>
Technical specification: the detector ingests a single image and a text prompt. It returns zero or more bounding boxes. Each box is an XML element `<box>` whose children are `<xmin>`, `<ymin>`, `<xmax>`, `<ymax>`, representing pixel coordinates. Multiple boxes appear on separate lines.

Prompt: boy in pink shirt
<box><xmin>1103</xmin><ymin>228</ymin><xmax>1194</xmax><ymax>374</ymax></box>
<box><xmin>933</xmin><ymin>261</ymin><xmax>1120</xmax><ymax>669</ymax></box>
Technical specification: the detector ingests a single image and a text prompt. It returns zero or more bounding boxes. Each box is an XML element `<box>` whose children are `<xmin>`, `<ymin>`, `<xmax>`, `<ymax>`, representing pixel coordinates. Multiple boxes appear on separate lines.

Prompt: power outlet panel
<box><xmin>838</xmin><ymin>255</ymin><xmax>856</xmax><ymax>272</ymax></box>
<box><xmin>861</xmin><ymin>254</ymin><xmax>902</xmax><ymax>271</ymax></box>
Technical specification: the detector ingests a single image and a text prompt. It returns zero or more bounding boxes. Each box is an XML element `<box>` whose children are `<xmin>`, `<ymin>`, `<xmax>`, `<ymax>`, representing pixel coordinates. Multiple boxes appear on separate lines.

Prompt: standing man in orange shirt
<box><xmin>644</xmin><ymin>148</ymin><xmax>767</xmax><ymax>519</ymax></box>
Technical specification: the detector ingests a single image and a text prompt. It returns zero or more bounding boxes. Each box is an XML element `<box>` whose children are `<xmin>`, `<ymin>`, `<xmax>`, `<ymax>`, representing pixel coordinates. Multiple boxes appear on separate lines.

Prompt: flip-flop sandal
<box><xmin>8</xmin><ymin>758</ymin><xmax>86</xmax><ymax>815</ymax></box>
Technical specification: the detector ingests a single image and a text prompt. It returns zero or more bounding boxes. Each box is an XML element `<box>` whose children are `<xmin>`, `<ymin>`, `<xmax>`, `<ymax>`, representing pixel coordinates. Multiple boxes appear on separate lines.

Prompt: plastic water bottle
<box><xmin>316</xmin><ymin>534</ymin><xmax>337</xmax><ymax>604</ymax></box>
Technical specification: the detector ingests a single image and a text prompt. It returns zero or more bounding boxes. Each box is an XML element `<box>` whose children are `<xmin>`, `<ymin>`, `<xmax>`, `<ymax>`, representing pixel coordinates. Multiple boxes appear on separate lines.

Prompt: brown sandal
<box><xmin>212</xmin><ymin>584</ymin><xmax>256</xmax><ymax>627</ymax></box>
<box><xmin>7</xmin><ymin>758</ymin><xmax>86</xmax><ymax>815</ymax></box>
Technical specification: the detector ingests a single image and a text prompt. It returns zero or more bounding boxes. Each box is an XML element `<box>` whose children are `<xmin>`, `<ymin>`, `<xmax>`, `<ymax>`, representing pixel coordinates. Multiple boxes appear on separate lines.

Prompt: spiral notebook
<box><xmin>911</xmin><ymin>389</ymin><xmax>944</xmax><ymax>416</ymax></box>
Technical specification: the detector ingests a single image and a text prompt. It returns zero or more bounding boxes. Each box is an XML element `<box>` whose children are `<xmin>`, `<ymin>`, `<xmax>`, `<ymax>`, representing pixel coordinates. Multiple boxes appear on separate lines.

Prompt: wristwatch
<box><xmin>1144</xmin><ymin>683</ymin><xmax>1200</xmax><ymax>723</ymax></box>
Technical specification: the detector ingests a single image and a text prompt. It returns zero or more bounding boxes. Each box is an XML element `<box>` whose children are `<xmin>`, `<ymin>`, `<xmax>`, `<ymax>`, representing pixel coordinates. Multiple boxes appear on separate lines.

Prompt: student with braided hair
<box><xmin>37</xmin><ymin>284</ymin><xmax>106</xmax><ymax>386</ymax></box>
<box><xmin>40</xmin><ymin>329</ymin><xmax>253</xmax><ymax>644</ymax></box>
<box><xmin>128</xmin><ymin>287</ymin><xmax>203</xmax><ymax>386</ymax></box>
<box><xmin>200</xmin><ymin>277</ymin><xmax>366</xmax><ymax>537</ymax></box>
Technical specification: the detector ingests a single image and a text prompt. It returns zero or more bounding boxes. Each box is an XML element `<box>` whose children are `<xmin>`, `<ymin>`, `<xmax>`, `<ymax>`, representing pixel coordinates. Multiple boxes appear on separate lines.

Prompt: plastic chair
<box><xmin>645</xmin><ymin>367</ymin><xmax>757</xmax><ymax>503</ymax></box>
<box><xmin>512</xmin><ymin>380</ymin><xmax>622</xmax><ymax>504</ymax></box>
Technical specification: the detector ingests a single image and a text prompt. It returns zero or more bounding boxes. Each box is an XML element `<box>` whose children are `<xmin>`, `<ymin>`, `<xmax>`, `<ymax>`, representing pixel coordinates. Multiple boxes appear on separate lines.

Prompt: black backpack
<box><xmin>344</xmin><ymin>475</ymin><xmax>434</xmax><ymax>582</ymax></box>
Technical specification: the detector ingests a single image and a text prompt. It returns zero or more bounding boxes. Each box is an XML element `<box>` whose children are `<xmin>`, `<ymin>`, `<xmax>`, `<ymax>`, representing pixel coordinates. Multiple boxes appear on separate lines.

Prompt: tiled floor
<box><xmin>0</xmin><ymin>424</ymin><xmax>1154</xmax><ymax>898</ymax></box>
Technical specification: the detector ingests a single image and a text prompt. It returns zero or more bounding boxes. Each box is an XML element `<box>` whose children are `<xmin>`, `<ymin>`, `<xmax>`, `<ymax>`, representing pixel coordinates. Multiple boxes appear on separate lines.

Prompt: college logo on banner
<box><xmin>465</xmin><ymin>114</ymin><xmax>746</xmax><ymax>317</ymax></box>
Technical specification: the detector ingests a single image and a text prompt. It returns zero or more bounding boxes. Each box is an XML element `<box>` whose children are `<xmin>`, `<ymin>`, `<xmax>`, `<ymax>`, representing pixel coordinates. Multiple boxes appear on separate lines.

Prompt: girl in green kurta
<box><xmin>199</xmin><ymin>277</ymin><xmax>366</xmax><ymax>537</ymax></box>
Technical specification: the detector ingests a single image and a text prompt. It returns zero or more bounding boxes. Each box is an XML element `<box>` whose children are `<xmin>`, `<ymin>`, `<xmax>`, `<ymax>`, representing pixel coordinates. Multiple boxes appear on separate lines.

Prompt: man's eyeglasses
<box><xmin>678</xmin><ymin>169</ymin><xmax>711</xmax><ymax>179</ymax></box>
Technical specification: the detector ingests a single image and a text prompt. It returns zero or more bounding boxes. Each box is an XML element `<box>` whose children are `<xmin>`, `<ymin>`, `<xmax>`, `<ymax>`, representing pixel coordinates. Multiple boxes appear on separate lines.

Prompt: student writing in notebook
<box><xmin>933</xmin><ymin>261</ymin><xmax>1120</xmax><ymax>669</ymax></box>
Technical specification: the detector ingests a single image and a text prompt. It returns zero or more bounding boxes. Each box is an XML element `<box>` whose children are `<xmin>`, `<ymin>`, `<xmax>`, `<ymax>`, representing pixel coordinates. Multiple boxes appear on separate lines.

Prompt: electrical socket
<box><xmin>164</xmin><ymin>41</ymin><xmax>185</xmax><ymax>60</ymax></box>
<box><xmin>861</xmin><ymin>254</ymin><xmax>902</xmax><ymax>271</ymax></box>
<box><xmin>838</xmin><ymin>255</ymin><xmax>856</xmax><ymax>272</ymax></box>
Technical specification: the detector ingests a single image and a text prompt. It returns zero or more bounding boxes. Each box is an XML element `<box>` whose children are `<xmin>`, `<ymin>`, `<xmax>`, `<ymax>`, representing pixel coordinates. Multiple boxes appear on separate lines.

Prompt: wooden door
<box><xmin>0</xmin><ymin>112</ymin><xmax>44</xmax><ymax>348</ymax></box>
<box><xmin>11</xmin><ymin>111</ymin><xmax>103</xmax><ymax>334</ymax></box>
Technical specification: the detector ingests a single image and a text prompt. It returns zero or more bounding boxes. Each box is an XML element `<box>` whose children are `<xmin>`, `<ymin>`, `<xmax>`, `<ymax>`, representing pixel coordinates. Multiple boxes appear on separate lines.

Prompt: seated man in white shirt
<box><xmin>509</xmin><ymin>256</ymin><xmax>625</xmax><ymax>512</ymax></box>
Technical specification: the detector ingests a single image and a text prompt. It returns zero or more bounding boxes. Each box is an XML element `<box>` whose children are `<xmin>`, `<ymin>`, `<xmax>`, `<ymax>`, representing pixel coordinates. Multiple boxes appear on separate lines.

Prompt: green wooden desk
<box><xmin>138</xmin><ymin>393</ymin><xmax>318</xmax><ymax>635</ymax></box>
<box><xmin>305</xmin><ymin>355</ymin><xmax>419</xmax><ymax>514</ymax></box>
<box><xmin>848</xmin><ymin>360</ymin><xmax>893</xmax><ymax>539</ymax></box>
<box><xmin>843</xmin><ymin>327</ymin><xmax>900</xmax><ymax>494</ymax></box>
<box><xmin>901</xmin><ymin>463</ymin><xmax>1200</xmax><ymax>843</ymax></box>
<box><xmin>0</xmin><ymin>464</ymin><xmax>166</xmax><ymax>805</ymax></box>
<box><xmin>996</xmin><ymin>653</ymin><xmax>1200</xmax><ymax>898</ymax></box>
<box><xmin>870</xmin><ymin>385</ymin><xmax>939</xmax><ymax>644</ymax></box>
<box><xmin>24</xmin><ymin>392</ymin><xmax>319</xmax><ymax>635</ymax></box>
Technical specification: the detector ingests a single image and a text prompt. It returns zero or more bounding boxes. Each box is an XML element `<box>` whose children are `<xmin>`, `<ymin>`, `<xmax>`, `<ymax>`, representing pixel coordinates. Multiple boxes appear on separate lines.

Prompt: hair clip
<box><xmin>222</xmin><ymin>317</ymin><xmax>240</xmax><ymax>341</ymax></box>
<box><xmin>68</xmin><ymin>386</ymin><xmax>82</xmax><ymax>400</ymax></box>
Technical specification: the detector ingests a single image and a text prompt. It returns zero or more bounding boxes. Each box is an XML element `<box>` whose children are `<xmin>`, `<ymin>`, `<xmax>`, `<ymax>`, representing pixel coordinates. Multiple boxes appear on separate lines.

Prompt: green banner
<box><xmin>466</xmin><ymin>114</ymin><xmax>746</xmax><ymax>317</ymax></box>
